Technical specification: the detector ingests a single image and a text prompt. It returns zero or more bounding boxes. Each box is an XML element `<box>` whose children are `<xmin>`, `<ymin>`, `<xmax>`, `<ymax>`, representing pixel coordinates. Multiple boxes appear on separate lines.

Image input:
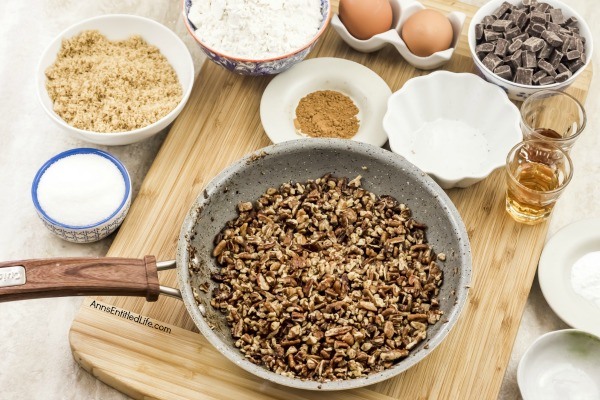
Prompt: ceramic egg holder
<box><xmin>331</xmin><ymin>0</ymin><xmax>465</xmax><ymax>70</ymax></box>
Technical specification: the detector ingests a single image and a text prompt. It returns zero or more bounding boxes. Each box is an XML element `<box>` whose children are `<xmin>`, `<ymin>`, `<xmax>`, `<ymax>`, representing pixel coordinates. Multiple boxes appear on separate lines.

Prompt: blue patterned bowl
<box><xmin>182</xmin><ymin>0</ymin><xmax>332</xmax><ymax>75</ymax></box>
<box><xmin>31</xmin><ymin>148</ymin><xmax>132</xmax><ymax>243</ymax></box>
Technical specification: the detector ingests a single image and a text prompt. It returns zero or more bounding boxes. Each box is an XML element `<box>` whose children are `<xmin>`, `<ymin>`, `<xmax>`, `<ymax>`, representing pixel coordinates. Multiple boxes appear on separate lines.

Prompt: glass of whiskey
<box><xmin>520</xmin><ymin>90</ymin><xmax>586</xmax><ymax>153</ymax></box>
<box><xmin>505</xmin><ymin>140</ymin><xmax>573</xmax><ymax>225</ymax></box>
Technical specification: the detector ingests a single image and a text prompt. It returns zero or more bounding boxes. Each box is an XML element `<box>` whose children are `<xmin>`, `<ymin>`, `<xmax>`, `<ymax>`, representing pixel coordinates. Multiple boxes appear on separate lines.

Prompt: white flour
<box><xmin>571</xmin><ymin>251</ymin><xmax>600</xmax><ymax>308</ymax></box>
<box><xmin>188</xmin><ymin>0</ymin><xmax>323</xmax><ymax>59</ymax></box>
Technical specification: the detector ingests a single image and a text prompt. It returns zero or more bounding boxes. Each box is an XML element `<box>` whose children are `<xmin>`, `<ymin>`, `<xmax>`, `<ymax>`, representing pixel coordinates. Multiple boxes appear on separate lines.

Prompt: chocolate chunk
<box><xmin>561</xmin><ymin>37</ymin><xmax>572</xmax><ymax>53</ymax></box>
<box><xmin>575</xmin><ymin>38</ymin><xmax>584</xmax><ymax>53</ymax></box>
<box><xmin>568</xmin><ymin>37</ymin><xmax>578</xmax><ymax>50</ymax></box>
<box><xmin>530</xmin><ymin>23</ymin><xmax>546</xmax><ymax>36</ymax></box>
<box><xmin>523</xmin><ymin>36</ymin><xmax>545</xmax><ymax>52</ymax></box>
<box><xmin>530</xmin><ymin>11</ymin><xmax>547</xmax><ymax>24</ymax></box>
<box><xmin>476</xmin><ymin>43</ymin><xmax>495</xmax><ymax>59</ymax></box>
<box><xmin>513</xmin><ymin>32</ymin><xmax>530</xmax><ymax>44</ymax></box>
<box><xmin>539</xmin><ymin>76</ymin><xmax>556</xmax><ymax>85</ymax></box>
<box><xmin>532</xmin><ymin>70</ymin><xmax>548</xmax><ymax>83</ymax></box>
<box><xmin>482</xmin><ymin>53</ymin><xmax>504</xmax><ymax>71</ymax></box>
<box><xmin>568</xmin><ymin>26</ymin><xmax>580</xmax><ymax>35</ymax></box>
<box><xmin>565</xmin><ymin>16</ymin><xmax>579</xmax><ymax>27</ymax></box>
<box><xmin>547</xmin><ymin>22</ymin><xmax>561</xmax><ymax>32</ymax></box>
<box><xmin>504</xmin><ymin>27</ymin><xmax>522</xmax><ymax>41</ymax></box>
<box><xmin>507</xmin><ymin>49</ymin><xmax>523</xmax><ymax>69</ymax></box>
<box><xmin>522</xmin><ymin>0</ymin><xmax>535</xmax><ymax>6</ymax></box>
<box><xmin>508</xmin><ymin>39</ymin><xmax>523</xmax><ymax>54</ymax></box>
<box><xmin>484</xmin><ymin>30</ymin><xmax>503</xmax><ymax>42</ymax></box>
<box><xmin>494</xmin><ymin>65</ymin><xmax>513</xmax><ymax>80</ymax></box>
<box><xmin>550</xmin><ymin>50</ymin><xmax>563</xmax><ymax>68</ymax></box>
<box><xmin>515</xmin><ymin>67</ymin><xmax>534</xmax><ymax>85</ymax></box>
<box><xmin>510</xmin><ymin>10</ymin><xmax>527</xmax><ymax>28</ymax></box>
<box><xmin>492</xmin><ymin>19</ymin><xmax>514</xmax><ymax>32</ymax></box>
<box><xmin>549</xmin><ymin>8</ymin><xmax>564</xmax><ymax>24</ymax></box>
<box><xmin>555</xmin><ymin>70</ymin><xmax>572</xmax><ymax>82</ymax></box>
<box><xmin>483</xmin><ymin>15</ymin><xmax>497</xmax><ymax>28</ymax></box>
<box><xmin>557</xmin><ymin>63</ymin><xmax>569</xmax><ymax>73</ymax></box>
<box><xmin>493</xmin><ymin>1</ymin><xmax>512</xmax><ymax>18</ymax></box>
<box><xmin>558</xmin><ymin>28</ymin><xmax>572</xmax><ymax>37</ymax></box>
<box><xmin>566</xmin><ymin>50</ymin><xmax>581</xmax><ymax>60</ymax></box>
<box><xmin>538</xmin><ymin>42</ymin><xmax>554</xmax><ymax>59</ymax></box>
<box><xmin>541</xmin><ymin>30</ymin><xmax>563</xmax><ymax>47</ymax></box>
<box><xmin>475</xmin><ymin>24</ymin><xmax>485</xmax><ymax>41</ymax></box>
<box><xmin>534</xmin><ymin>2</ymin><xmax>551</xmax><ymax>13</ymax></box>
<box><xmin>567</xmin><ymin>58</ymin><xmax>584</xmax><ymax>72</ymax></box>
<box><xmin>538</xmin><ymin>59</ymin><xmax>555</xmax><ymax>74</ymax></box>
<box><xmin>495</xmin><ymin>38</ymin><xmax>510</xmax><ymax>56</ymax></box>
<box><xmin>522</xmin><ymin>50</ymin><xmax>537</xmax><ymax>68</ymax></box>
<box><xmin>476</xmin><ymin>43</ymin><xmax>496</xmax><ymax>53</ymax></box>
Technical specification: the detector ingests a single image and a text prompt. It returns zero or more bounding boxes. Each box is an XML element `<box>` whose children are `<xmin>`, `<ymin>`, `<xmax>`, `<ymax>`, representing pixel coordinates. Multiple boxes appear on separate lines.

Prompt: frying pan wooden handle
<box><xmin>0</xmin><ymin>256</ymin><xmax>160</xmax><ymax>303</ymax></box>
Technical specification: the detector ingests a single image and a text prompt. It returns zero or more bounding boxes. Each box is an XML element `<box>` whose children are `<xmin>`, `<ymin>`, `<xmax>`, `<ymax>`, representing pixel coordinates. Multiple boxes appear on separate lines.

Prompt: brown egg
<box><xmin>339</xmin><ymin>0</ymin><xmax>393</xmax><ymax>40</ymax></box>
<box><xmin>401</xmin><ymin>9</ymin><xmax>453</xmax><ymax>57</ymax></box>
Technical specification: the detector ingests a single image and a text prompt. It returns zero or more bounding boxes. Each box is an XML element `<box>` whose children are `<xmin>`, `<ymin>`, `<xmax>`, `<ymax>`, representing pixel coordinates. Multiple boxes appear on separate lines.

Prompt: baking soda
<box><xmin>36</xmin><ymin>153</ymin><xmax>126</xmax><ymax>227</ymax></box>
<box><xmin>188</xmin><ymin>0</ymin><xmax>323</xmax><ymax>59</ymax></box>
<box><xmin>571</xmin><ymin>251</ymin><xmax>600</xmax><ymax>308</ymax></box>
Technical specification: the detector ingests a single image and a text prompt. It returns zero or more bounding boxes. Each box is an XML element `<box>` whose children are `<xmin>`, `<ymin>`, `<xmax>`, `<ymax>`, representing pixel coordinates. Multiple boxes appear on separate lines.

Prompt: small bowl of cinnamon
<box><xmin>260</xmin><ymin>57</ymin><xmax>391</xmax><ymax>147</ymax></box>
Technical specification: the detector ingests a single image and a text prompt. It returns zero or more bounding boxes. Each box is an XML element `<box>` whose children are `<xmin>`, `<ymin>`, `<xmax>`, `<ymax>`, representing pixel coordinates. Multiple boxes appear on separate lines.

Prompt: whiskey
<box><xmin>534</xmin><ymin>128</ymin><xmax>562</xmax><ymax>139</ymax></box>
<box><xmin>506</xmin><ymin>162</ymin><xmax>560</xmax><ymax>223</ymax></box>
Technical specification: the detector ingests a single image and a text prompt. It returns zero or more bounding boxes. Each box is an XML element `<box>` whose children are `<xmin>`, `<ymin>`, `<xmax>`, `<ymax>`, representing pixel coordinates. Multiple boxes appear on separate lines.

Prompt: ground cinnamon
<box><xmin>294</xmin><ymin>90</ymin><xmax>359</xmax><ymax>139</ymax></box>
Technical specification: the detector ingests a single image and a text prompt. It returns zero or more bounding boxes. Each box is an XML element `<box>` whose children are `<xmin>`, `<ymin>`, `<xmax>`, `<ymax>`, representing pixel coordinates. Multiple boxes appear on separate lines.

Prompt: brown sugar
<box><xmin>45</xmin><ymin>30</ymin><xmax>183</xmax><ymax>133</ymax></box>
<box><xmin>294</xmin><ymin>90</ymin><xmax>360</xmax><ymax>139</ymax></box>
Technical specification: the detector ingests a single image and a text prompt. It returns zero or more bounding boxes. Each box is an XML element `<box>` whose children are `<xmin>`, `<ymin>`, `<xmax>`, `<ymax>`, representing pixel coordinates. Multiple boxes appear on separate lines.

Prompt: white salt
<box><xmin>571</xmin><ymin>251</ymin><xmax>600</xmax><ymax>308</ymax></box>
<box><xmin>408</xmin><ymin>119</ymin><xmax>490</xmax><ymax>178</ymax></box>
<box><xmin>36</xmin><ymin>153</ymin><xmax>126</xmax><ymax>227</ymax></box>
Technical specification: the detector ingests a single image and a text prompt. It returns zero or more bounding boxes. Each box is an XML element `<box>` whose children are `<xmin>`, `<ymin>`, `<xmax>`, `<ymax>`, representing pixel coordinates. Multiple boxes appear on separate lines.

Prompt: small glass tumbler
<box><xmin>505</xmin><ymin>140</ymin><xmax>573</xmax><ymax>225</ymax></box>
<box><xmin>520</xmin><ymin>90</ymin><xmax>586</xmax><ymax>153</ymax></box>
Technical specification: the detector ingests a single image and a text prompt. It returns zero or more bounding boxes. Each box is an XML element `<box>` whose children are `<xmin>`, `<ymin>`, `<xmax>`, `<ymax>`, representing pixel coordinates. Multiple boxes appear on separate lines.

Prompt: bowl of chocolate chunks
<box><xmin>468</xmin><ymin>0</ymin><xmax>592</xmax><ymax>100</ymax></box>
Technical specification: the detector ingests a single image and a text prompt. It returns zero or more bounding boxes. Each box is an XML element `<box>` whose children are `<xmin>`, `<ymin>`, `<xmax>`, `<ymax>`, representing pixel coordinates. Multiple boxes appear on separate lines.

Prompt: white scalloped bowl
<box><xmin>384</xmin><ymin>71</ymin><xmax>522</xmax><ymax>189</ymax></box>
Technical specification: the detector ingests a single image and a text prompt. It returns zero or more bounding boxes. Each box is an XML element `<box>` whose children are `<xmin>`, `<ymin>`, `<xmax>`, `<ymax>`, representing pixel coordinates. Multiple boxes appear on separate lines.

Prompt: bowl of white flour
<box><xmin>183</xmin><ymin>0</ymin><xmax>332</xmax><ymax>75</ymax></box>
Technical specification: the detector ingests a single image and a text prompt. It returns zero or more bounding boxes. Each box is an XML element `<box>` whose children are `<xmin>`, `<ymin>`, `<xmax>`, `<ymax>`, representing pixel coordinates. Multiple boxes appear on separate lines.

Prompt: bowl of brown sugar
<box><xmin>37</xmin><ymin>14</ymin><xmax>195</xmax><ymax>145</ymax></box>
<box><xmin>260</xmin><ymin>58</ymin><xmax>391</xmax><ymax>147</ymax></box>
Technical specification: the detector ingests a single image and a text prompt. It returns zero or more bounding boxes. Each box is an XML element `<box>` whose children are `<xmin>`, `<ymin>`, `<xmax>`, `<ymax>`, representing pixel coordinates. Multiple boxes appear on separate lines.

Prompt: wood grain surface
<box><xmin>0</xmin><ymin>256</ymin><xmax>159</xmax><ymax>302</ymax></box>
<box><xmin>69</xmin><ymin>0</ymin><xmax>592</xmax><ymax>398</ymax></box>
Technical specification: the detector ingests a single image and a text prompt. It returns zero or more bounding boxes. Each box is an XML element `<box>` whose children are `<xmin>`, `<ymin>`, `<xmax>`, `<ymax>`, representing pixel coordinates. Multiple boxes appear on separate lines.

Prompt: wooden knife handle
<box><xmin>0</xmin><ymin>256</ymin><xmax>160</xmax><ymax>302</ymax></box>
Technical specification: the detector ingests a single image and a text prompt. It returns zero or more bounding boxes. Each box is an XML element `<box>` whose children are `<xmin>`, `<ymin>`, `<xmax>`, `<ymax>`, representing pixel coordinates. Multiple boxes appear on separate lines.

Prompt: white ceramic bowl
<box><xmin>31</xmin><ymin>148</ymin><xmax>132</xmax><ymax>243</ymax></box>
<box><xmin>260</xmin><ymin>58</ymin><xmax>391</xmax><ymax>147</ymax></box>
<box><xmin>37</xmin><ymin>14</ymin><xmax>195</xmax><ymax>146</ymax></box>
<box><xmin>538</xmin><ymin>218</ymin><xmax>600</xmax><ymax>337</ymax></box>
<box><xmin>468</xmin><ymin>0</ymin><xmax>593</xmax><ymax>101</ymax></box>
<box><xmin>518</xmin><ymin>329</ymin><xmax>600</xmax><ymax>400</ymax></box>
<box><xmin>384</xmin><ymin>71</ymin><xmax>522</xmax><ymax>189</ymax></box>
<box><xmin>183</xmin><ymin>0</ymin><xmax>331</xmax><ymax>75</ymax></box>
<box><xmin>331</xmin><ymin>0</ymin><xmax>465</xmax><ymax>70</ymax></box>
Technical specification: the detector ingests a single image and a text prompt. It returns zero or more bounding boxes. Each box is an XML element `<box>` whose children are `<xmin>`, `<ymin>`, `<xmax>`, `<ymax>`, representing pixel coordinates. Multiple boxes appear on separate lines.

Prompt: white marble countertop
<box><xmin>0</xmin><ymin>0</ymin><xmax>598</xmax><ymax>399</ymax></box>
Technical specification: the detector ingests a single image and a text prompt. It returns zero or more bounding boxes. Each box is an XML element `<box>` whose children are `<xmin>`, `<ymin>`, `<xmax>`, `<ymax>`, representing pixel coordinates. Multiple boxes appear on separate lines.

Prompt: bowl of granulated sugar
<box><xmin>31</xmin><ymin>148</ymin><xmax>131</xmax><ymax>243</ymax></box>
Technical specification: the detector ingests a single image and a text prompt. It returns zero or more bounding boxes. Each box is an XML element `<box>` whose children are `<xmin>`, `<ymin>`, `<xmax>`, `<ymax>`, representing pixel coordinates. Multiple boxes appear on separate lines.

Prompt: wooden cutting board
<box><xmin>69</xmin><ymin>0</ymin><xmax>592</xmax><ymax>398</ymax></box>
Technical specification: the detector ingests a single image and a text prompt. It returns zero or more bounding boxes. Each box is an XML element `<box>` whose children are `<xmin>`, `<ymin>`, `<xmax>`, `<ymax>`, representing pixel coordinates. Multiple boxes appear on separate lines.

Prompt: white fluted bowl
<box><xmin>384</xmin><ymin>71</ymin><xmax>522</xmax><ymax>189</ymax></box>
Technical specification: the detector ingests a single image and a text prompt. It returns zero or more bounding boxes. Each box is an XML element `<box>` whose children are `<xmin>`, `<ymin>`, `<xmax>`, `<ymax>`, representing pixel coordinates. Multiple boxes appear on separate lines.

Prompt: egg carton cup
<box><xmin>331</xmin><ymin>0</ymin><xmax>465</xmax><ymax>70</ymax></box>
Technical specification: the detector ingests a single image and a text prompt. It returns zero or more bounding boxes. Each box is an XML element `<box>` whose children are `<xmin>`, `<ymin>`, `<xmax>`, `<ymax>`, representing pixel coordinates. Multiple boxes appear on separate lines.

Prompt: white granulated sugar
<box><xmin>188</xmin><ymin>0</ymin><xmax>323</xmax><ymax>59</ymax></box>
<box><xmin>36</xmin><ymin>154</ymin><xmax>126</xmax><ymax>227</ymax></box>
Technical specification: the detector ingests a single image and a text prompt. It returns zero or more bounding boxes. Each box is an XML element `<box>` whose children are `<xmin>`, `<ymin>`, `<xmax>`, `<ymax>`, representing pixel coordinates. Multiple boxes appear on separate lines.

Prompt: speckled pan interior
<box><xmin>176</xmin><ymin>139</ymin><xmax>472</xmax><ymax>391</ymax></box>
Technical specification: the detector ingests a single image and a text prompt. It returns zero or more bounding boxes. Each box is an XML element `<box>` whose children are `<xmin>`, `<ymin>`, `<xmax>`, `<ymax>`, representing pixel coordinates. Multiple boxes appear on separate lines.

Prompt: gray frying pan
<box><xmin>0</xmin><ymin>139</ymin><xmax>471</xmax><ymax>390</ymax></box>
